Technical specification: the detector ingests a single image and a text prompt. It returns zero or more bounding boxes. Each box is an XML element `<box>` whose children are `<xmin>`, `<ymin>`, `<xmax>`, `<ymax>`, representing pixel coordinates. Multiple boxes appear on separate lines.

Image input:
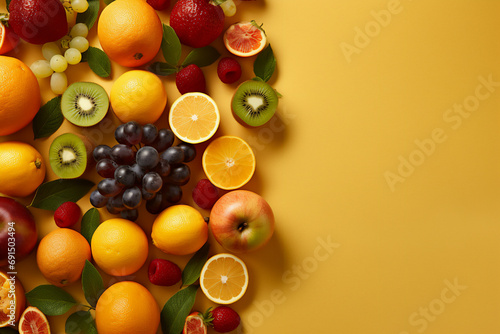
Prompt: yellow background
<box><xmin>2</xmin><ymin>0</ymin><xmax>500</xmax><ymax>333</ymax></box>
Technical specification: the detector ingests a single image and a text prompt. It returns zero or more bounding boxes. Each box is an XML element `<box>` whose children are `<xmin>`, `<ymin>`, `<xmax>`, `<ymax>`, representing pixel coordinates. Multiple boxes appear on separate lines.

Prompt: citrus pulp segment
<box><xmin>200</xmin><ymin>253</ymin><xmax>249</xmax><ymax>304</ymax></box>
<box><xmin>169</xmin><ymin>93</ymin><xmax>220</xmax><ymax>144</ymax></box>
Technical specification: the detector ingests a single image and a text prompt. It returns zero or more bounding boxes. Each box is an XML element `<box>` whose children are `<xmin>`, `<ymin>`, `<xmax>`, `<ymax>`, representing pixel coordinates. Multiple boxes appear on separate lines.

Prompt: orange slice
<box><xmin>0</xmin><ymin>271</ymin><xmax>26</xmax><ymax>328</ymax></box>
<box><xmin>0</xmin><ymin>23</ymin><xmax>20</xmax><ymax>55</ymax></box>
<box><xmin>169</xmin><ymin>93</ymin><xmax>220</xmax><ymax>144</ymax></box>
<box><xmin>183</xmin><ymin>312</ymin><xmax>207</xmax><ymax>334</ymax></box>
<box><xmin>19</xmin><ymin>307</ymin><xmax>51</xmax><ymax>334</ymax></box>
<box><xmin>200</xmin><ymin>253</ymin><xmax>249</xmax><ymax>304</ymax></box>
<box><xmin>202</xmin><ymin>136</ymin><xmax>256</xmax><ymax>190</ymax></box>
<box><xmin>224</xmin><ymin>21</ymin><xmax>267</xmax><ymax>57</ymax></box>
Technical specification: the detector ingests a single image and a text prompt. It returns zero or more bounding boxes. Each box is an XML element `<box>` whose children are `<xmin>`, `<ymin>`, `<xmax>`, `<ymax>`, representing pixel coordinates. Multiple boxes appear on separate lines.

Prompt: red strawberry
<box><xmin>176</xmin><ymin>64</ymin><xmax>206</xmax><ymax>95</ymax></box>
<box><xmin>183</xmin><ymin>311</ymin><xmax>208</xmax><ymax>334</ymax></box>
<box><xmin>217</xmin><ymin>57</ymin><xmax>242</xmax><ymax>84</ymax></box>
<box><xmin>210</xmin><ymin>306</ymin><xmax>240</xmax><ymax>333</ymax></box>
<box><xmin>192</xmin><ymin>179</ymin><xmax>219</xmax><ymax>210</ymax></box>
<box><xmin>8</xmin><ymin>0</ymin><xmax>68</xmax><ymax>45</ymax></box>
<box><xmin>148</xmin><ymin>258</ymin><xmax>182</xmax><ymax>286</ymax></box>
<box><xmin>147</xmin><ymin>0</ymin><xmax>171</xmax><ymax>11</ymax></box>
<box><xmin>54</xmin><ymin>202</ymin><xmax>81</xmax><ymax>228</ymax></box>
<box><xmin>170</xmin><ymin>0</ymin><xmax>225</xmax><ymax>48</ymax></box>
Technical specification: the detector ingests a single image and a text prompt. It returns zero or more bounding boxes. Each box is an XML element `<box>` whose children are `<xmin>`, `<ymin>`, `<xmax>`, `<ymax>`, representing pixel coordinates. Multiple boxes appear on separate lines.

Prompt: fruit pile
<box><xmin>0</xmin><ymin>0</ymin><xmax>280</xmax><ymax>333</ymax></box>
<box><xmin>90</xmin><ymin>121</ymin><xmax>196</xmax><ymax>221</ymax></box>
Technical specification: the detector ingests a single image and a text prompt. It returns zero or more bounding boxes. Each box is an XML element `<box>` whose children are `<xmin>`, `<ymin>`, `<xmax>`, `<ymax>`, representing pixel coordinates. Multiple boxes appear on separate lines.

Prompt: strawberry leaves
<box><xmin>150</xmin><ymin>24</ymin><xmax>220</xmax><ymax>76</ymax></box>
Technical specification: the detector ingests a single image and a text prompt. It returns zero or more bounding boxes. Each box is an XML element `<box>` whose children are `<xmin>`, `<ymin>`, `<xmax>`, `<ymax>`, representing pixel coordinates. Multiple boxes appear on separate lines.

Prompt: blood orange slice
<box><xmin>0</xmin><ymin>22</ymin><xmax>20</xmax><ymax>55</ymax></box>
<box><xmin>19</xmin><ymin>307</ymin><xmax>51</xmax><ymax>334</ymax></box>
<box><xmin>224</xmin><ymin>21</ymin><xmax>267</xmax><ymax>57</ymax></box>
<box><xmin>183</xmin><ymin>312</ymin><xmax>207</xmax><ymax>334</ymax></box>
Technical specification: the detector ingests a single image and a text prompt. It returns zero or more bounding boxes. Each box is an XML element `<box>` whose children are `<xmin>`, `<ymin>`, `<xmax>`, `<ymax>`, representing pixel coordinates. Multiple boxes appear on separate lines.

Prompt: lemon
<box><xmin>110</xmin><ymin>70</ymin><xmax>167</xmax><ymax>124</ymax></box>
<box><xmin>0</xmin><ymin>141</ymin><xmax>45</xmax><ymax>197</ymax></box>
<box><xmin>151</xmin><ymin>205</ymin><xmax>208</xmax><ymax>256</ymax></box>
<box><xmin>91</xmin><ymin>218</ymin><xmax>148</xmax><ymax>276</ymax></box>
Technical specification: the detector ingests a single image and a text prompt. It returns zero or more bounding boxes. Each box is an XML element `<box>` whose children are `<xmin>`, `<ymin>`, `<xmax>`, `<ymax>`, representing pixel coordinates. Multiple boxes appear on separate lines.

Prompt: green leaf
<box><xmin>161</xmin><ymin>285</ymin><xmax>198</xmax><ymax>334</ymax></box>
<box><xmin>32</xmin><ymin>96</ymin><xmax>64</xmax><ymax>140</ymax></box>
<box><xmin>76</xmin><ymin>0</ymin><xmax>99</xmax><ymax>30</ymax></box>
<box><xmin>30</xmin><ymin>179</ymin><xmax>95</xmax><ymax>211</ymax></box>
<box><xmin>81</xmin><ymin>208</ymin><xmax>100</xmax><ymax>245</ymax></box>
<box><xmin>6</xmin><ymin>0</ymin><xmax>12</xmax><ymax>11</ymax></box>
<box><xmin>181</xmin><ymin>46</ymin><xmax>220</xmax><ymax>68</ymax></box>
<box><xmin>81</xmin><ymin>260</ymin><xmax>104</xmax><ymax>308</ymax></box>
<box><xmin>182</xmin><ymin>242</ymin><xmax>210</xmax><ymax>286</ymax></box>
<box><xmin>161</xmin><ymin>24</ymin><xmax>181</xmax><ymax>67</ymax></box>
<box><xmin>25</xmin><ymin>285</ymin><xmax>77</xmax><ymax>316</ymax></box>
<box><xmin>83</xmin><ymin>47</ymin><xmax>111</xmax><ymax>78</ymax></box>
<box><xmin>149</xmin><ymin>62</ymin><xmax>178</xmax><ymax>76</ymax></box>
<box><xmin>253</xmin><ymin>44</ymin><xmax>276</xmax><ymax>82</ymax></box>
<box><xmin>65</xmin><ymin>310</ymin><xmax>98</xmax><ymax>334</ymax></box>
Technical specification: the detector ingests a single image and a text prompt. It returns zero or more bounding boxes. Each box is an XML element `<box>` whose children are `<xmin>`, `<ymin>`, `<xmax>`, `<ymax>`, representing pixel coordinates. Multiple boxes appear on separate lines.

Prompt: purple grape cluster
<box><xmin>89</xmin><ymin>121</ymin><xmax>196</xmax><ymax>221</ymax></box>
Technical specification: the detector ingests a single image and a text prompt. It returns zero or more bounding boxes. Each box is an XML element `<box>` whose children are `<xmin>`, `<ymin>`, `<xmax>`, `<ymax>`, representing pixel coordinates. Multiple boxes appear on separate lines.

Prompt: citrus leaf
<box><xmin>32</xmin><ymin>96</ymin><xmax>63</xmax><ymax>140</ymax></box>
<box><xmin>76</xmin><ymin>0</ymin><xmax>99</xmax><ymax>30</ymax></box>
<box><xmin>84</xmin><ymin>47</ymin><xmax>111</xmax><ymax>78</ymax></box>
<box><xmin>81</xmin><ymin>208</ymin><xmax>100</xmax><ymax>245</ymax></box>
<box><xmin>65</xmin><ymin>310</ymin><xmax>98</xmax><ymax>334</ymax></box>
<box><xmin>25</xmin><ymin>285</ymin><xmax>77</xmax><ymax>316</ymax></box>
<box><xmin>253</xmin><ymin>44</ymin><xmax>276</xmax><ymax>82</ymax></box>
<box><xmin>81</xmin><ymin>260</ymin><xmax>104</xmax><ymax>308</ymax></box>
<box><xmin>181</xmin><ymin>46</ymin><xmax>220</xmax><ymax>68</ymax></box>
<box><xmin>161</xmin><ymin>285</ymin><xmax>198</xmax><ymax>334</ymax></box>
<box><xmin>149</xmin><ymin>62</ymin><xmax>178</xmax><ymax>76</ymax></box>
<box><xmin>182</xmin><ymin>242</ymin><xmax>209</xmax><ymax>286</ymax></box>
<box><xmin>161</xmin><ymin>24</ymin><xmax>181</xmax><ymax>67</ymax></box>
<box><xmin>30</xmin><ymin>179</ymin><xmax>95</xmax><ymax>211</ymax></box>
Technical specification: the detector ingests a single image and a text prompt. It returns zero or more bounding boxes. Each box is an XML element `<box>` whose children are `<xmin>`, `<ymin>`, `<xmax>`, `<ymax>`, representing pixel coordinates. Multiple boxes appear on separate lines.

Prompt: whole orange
<box><xmin>97</xmin><ymin>0</ymin><xmax>163</xmax><ymax>67</ymax></box>
<box><xmin>95</xmin><ymin>281</ymin><xmax>160</xmax><ymax>334</ymax></box>
<box><xmin>0</xmin><ymin>142</ymin><xmax>46</xmax><ymax>197</ymax></box>
<box><xmin>0</xmin><ymin>56</ymin><xmax>40</xmax><ymax>136</ymax></box>
<box><xmin>36</xmin><ymin>228</ymin><xmax>91</xmax><ymax>287</ymax></box>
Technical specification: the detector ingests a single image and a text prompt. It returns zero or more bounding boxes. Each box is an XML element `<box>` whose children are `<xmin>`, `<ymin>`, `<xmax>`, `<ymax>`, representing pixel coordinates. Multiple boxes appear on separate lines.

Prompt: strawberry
<box><xmin>170</xmin><ymin>0</ymin><xmax>225</xmax><ymax>48</ymax></box>
<box><xmin>176</xmin><ymin>64</ymin><xmax>207</xmax><ymax>95</ymax></box>
<box><xmin>147</xmin><ymin>0</ymin><xmax>171</xmax><ymax>11</ymax></box>
<box><xmin>210</xmin><ymin>306</ymin><xmax>240</xmax><ymax>333</ymax></box>
<box><xmin>54</xmin><ymin>202</ymin><xmax>81</xmax><ymax>228</ymax></box>
<box><xmin>8</xmin><ymin>0</ymin><xmax>68</xmax><ymax>45</ymax></box>
<box><xmin>192</xmin><ymin>179</ymin><xmax>219</xmax><ymax>210</ymax></box>
<box><xmin>148</xmin><ymin>258</ymin><xmax>182</xmax><ymax>286</ymax></box>
<box><xmin>217</xmin><ymin>57</ymin><xmax>242</xmax><ymax>84</ymax></box>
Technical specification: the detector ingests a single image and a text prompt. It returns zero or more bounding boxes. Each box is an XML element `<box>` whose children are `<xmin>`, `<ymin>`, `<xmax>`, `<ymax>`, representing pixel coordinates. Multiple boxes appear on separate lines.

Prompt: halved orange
<box><xmin>169</xmin><ymin>93</ymin><xmax>220</xmax><ymax>144</ymax></box>
<box><xmin>0</xmin><ymin>22</ymin><xmax>20</xmax><ymax>55</ymax></box>
<box><xmin>19</xmin><ymin>306</ymin><xmax>51</xmax><ymax>334</ymax></box>
<box><xmin>183</xmin><ymin>312</ymin><xmax>207</xmax><ymax>334</ymax></box>
<box><xmin>200</xmin><ymin>253</ymin><xmax>249</xmax><ymax>304</ymax></box>
<box><xmin>224</xmin><ymin>21</ymin><xmax>267</xmax><ymax>57</ymax></box>
<box><xmin>0</xmin><ymin>271</ymin><xmax>26</xmax><ymax>328</ymax></box>
<box><xmin>202</xmin><ymin>136</ymin><xmax>256</xmax><ymax>190</ymax></box>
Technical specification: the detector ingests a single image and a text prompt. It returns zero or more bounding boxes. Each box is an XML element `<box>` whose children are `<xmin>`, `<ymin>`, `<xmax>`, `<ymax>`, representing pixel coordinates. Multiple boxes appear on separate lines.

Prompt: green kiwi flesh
<box><xmin>231</xmin><ymin>80</ymin><xmax>278</xmax><ymax>127</ymax></box>
<box><xmin>49</xmin><ymin>133</ymin><xmax>87</xmax><ymax>179</ymax></box>
<box><xmin>61</xmin><ymin>82</ymin><xmax>109</xmax><ymax>127</ymax></box>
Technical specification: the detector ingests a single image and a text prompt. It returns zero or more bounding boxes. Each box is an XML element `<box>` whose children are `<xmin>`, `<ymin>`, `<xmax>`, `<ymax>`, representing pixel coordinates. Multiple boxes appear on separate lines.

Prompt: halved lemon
<box><xmin>223</xmin><ymin>21</ymin><xmax>267</xmax><ymax>57</ymax></box>
<box><xmin>202</xmin><ymin>136</ymin><xmax>256</xmax><ymax>190</ymax></box>
<box><xmin>200</xmin><ymin>253</ymin><xmax>249</xmax><ymax>304</ymax></box>
<box><xmin>19</xmin><ymin>306</ymin><xmax>51</xmax><ymax>334</ymax></box>
<box><xmin>169</xmin><ymin>92</ymin><xmax>220</xmax><ymax>144</ymax></box>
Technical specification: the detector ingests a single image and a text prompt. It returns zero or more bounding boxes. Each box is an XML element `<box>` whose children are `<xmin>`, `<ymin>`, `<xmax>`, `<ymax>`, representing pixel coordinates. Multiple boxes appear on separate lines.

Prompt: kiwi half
<box><xmin>49</xmin><ymin>133</ymin><xmax>87</xmax><ymax>179</ymax></box>
<box><xmin>231</xmin><ymin>80</ymin><xmax>278</xmax><ymax>127</ymax></box>
<box><xmin>61</xmin><ymin>82</ymin><xmax>109</xmax><ymax>127</ymax></box>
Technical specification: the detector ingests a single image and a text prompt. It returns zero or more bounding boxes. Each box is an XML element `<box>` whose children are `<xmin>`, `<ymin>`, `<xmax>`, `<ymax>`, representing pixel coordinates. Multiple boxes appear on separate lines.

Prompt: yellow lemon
<box><xmin>0</xmin><ymin>141</ymin><xmax>45</xmax><ymax>197</ymax></box>
<box><xmin>110</xmin><ymin>70</ymin><xmax>167</xmax><ymax>124</ymax></box>
<box><xmin>91</xmin><ymin>218</ymin><xmax>148</xmax><ymax>276</ymax></box>
<box><xmin>151</xmin><ymin>205</ymin><xmax>208</xmax><ymax>256</ymax></box>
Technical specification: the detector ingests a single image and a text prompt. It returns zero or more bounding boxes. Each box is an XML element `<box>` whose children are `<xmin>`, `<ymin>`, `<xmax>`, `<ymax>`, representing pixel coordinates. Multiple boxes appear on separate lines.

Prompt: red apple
<box><xmin>0</xmin><ymin>197</ymin><xmax>38</xmax><ymax>267</ymax></box>
<box><xmin>209</xmin><ymin>190</ymin><xmax>274</xmax><ymax>253</ymax></box>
